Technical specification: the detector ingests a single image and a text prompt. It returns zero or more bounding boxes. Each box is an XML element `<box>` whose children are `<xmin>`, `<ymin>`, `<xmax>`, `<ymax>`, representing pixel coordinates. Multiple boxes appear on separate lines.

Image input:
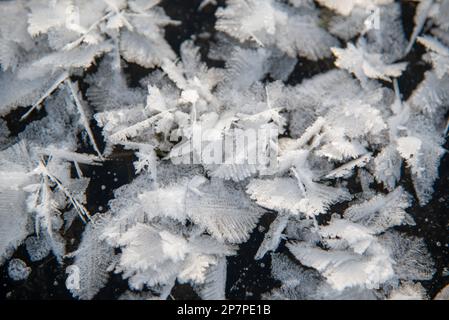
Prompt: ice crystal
<box><xmin>7</xmin><ymin>258</ymin><xmax>31</xmax><ymax>281</ymax></box>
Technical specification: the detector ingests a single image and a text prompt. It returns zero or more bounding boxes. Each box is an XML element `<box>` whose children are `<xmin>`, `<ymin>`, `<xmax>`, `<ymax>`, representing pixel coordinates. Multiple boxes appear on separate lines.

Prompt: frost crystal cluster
<box><xmin>0</xmin><ymin>0</ymin><xmax>447</xmax><ymax>300</ymax></box>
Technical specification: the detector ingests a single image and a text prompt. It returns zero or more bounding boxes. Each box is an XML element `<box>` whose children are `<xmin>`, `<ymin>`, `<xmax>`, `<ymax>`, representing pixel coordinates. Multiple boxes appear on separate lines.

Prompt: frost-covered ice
<box><xmin>7</xmin><ymin>259</ymin><xmax>31</xmax><ymax>281</ymax></box>
<box><xmin>0</xmin><ymin>0</ymin><xmax>448</xmax><ymax>300</ymax></box>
